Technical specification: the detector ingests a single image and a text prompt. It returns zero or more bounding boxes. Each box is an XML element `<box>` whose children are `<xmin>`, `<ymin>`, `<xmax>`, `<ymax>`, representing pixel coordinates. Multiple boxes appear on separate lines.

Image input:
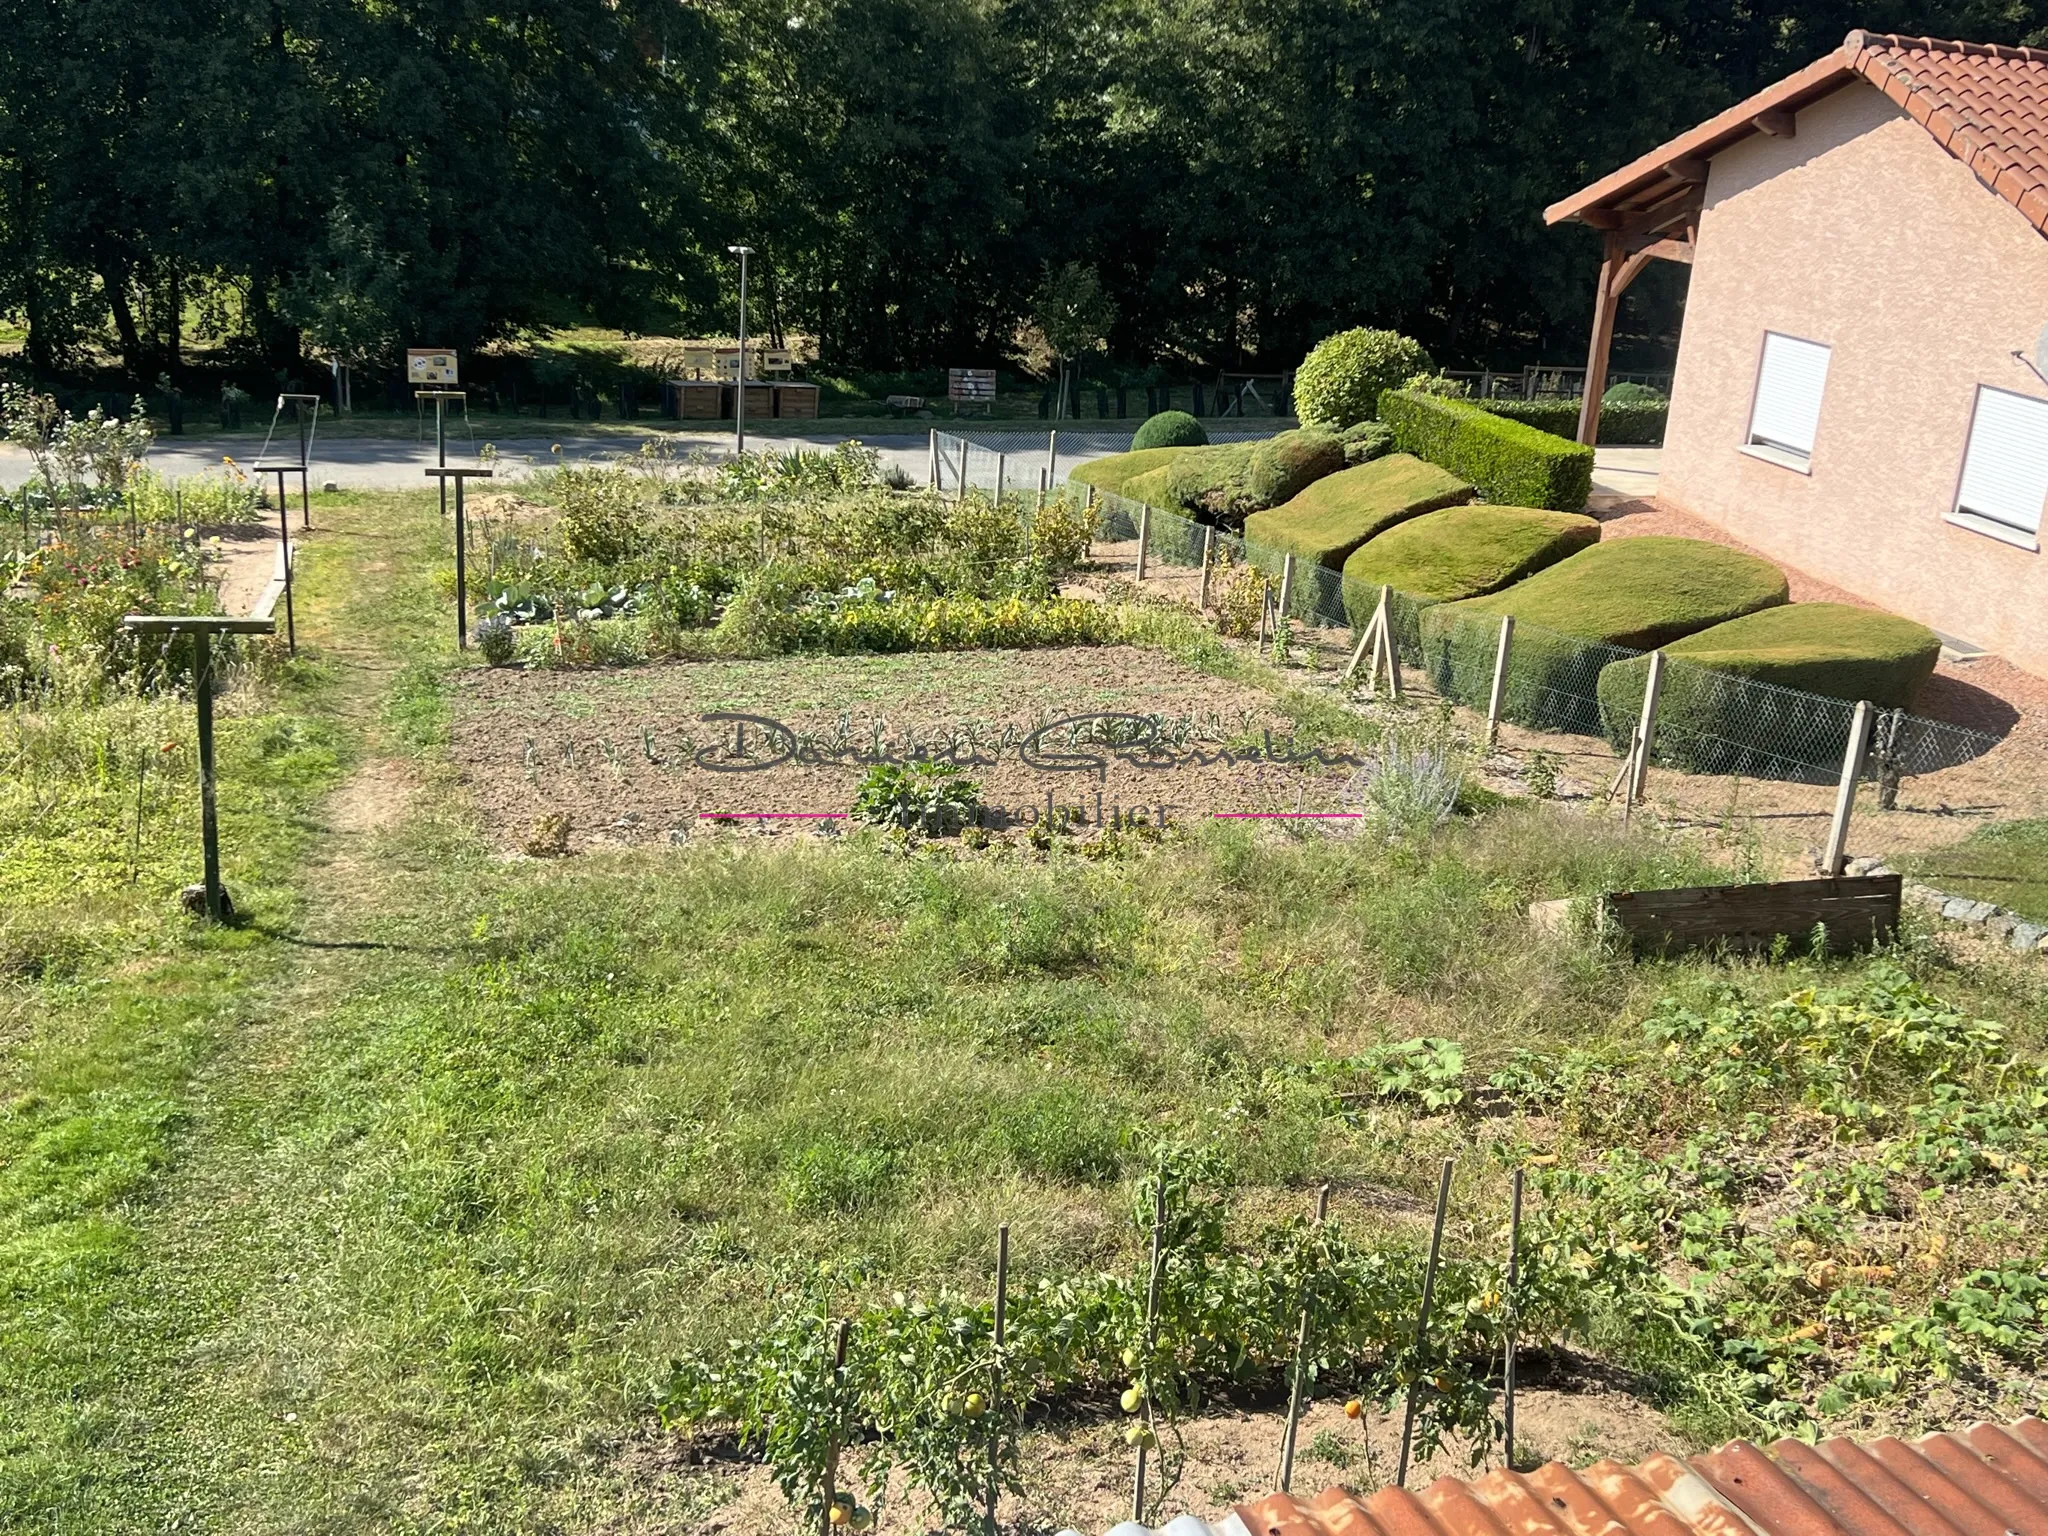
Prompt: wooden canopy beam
<box><xmin>1575</xmin><ymin>226</ymin><xmax>1695</xmax><ymax>448</ymax></box>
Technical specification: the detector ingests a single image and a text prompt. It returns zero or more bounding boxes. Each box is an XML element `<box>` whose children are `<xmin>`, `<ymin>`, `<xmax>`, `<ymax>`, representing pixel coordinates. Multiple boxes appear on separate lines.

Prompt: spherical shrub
<box><xmin>1602</xmin><ymin>380</ymin><xmax>1667</xmax><ymax>406</ymax></box>
<box><xmin>1131</xmin><ymin>410</ymin><xmax>1207</xmax><ymax>450</ymax></box>
<box><xmin>1294</xmin><ymin>329</ymin><xmax>1433</xmax><ymax>429</ymax></box>
<box><xmin>474</xmin><ymin>613</ymin><xmax>518</xmax><ymax>666</ymax></box>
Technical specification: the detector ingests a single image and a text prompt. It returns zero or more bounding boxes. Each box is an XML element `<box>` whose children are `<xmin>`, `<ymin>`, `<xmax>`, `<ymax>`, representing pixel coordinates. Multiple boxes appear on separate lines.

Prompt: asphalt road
<box><xmin>0</xmin><ymin>424</ymin><xmax>1156</xmax><ymax>492</ymax></box>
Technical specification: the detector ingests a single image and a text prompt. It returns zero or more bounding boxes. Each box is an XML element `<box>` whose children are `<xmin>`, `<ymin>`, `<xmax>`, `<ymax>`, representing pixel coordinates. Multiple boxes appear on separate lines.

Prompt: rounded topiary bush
<box><xmin>1294</xmin><ymin>329</ymin><xmax>1433</xmax><ymax>430</ymax></box>
<box><xmin>1594</xmin><ymin>603</ymin><xmax>1941</xmax><ymax>779</ymax></box>
<box><xmin>1602</xmin><ymin>380</ymin><xmax>1667</xmax><ymax>406</ymax></box>
<box><xmin>1132</xmin><ymin>410</ymin><xmax>1207</xmax><ymax>450</ymax></box>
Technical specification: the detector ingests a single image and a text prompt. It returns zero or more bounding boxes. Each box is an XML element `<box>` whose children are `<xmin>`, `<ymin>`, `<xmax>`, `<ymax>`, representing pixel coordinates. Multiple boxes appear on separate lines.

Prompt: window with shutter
<box><xmin>1744</xmin><ymin>332</ymin><xmax>1832</xmax><ymax>468</ymax></box>
<box><xmin>1949</xmin><ymin>385</ymin><xmax>2048</xmax><ymax>552</ymax></box>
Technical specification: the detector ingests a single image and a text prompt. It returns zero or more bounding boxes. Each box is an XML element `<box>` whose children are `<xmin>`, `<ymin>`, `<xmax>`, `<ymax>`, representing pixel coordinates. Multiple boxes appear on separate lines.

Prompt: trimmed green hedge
<box><xmin>1242</xmin><ymin>454</ymin><xmax>1472</xmax><ymax>570</ymax></box>
<box><xmin>1069</xmin><ymin>446</ymin><xmax>1195</xmax><ymax>499</ymax></box>
<box><xmin>1157</xmin><ymin>429</ymin><xmax>1346</xmax><ymax>520</ymax></box>
<box><xmin>1340</xmin><ymin>504</ymin><xmax>1599</xmax><ymax>648</ymax></box>
<box><xmin>1420</xmin><ymin>537</ymin><xmax>1790</xmax><ymax>733</ymax></box>
<box><xmin>1594</xmin><ymin>603</ymin><xmax>1942</xmax><ymax>777</ymax></box>
<box><xmin>1379</xmin><ymin>389</ymin><xmax>1595</xmax><ymax>512</ymax></box>
<box><xmin>1478</xmin><ymin>398</ymin><xmax>1667</xmax><ymax>447</ymax></box>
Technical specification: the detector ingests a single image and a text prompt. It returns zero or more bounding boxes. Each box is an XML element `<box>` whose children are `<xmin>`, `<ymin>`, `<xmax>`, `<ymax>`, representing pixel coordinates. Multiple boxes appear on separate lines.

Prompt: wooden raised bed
<box><xmin>1600</xmin><ymin>874</ymin><xmax>1901</xmax><ymax>956</ymax></box>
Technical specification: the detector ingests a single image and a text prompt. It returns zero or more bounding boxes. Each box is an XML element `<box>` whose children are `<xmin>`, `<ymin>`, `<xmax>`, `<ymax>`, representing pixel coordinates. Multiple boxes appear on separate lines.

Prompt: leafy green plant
<box><xmin>553</xmin><ymin>461</ymin><xmax>646</xmax><ymax>564</ymax></box>
<box><xmin>851</xmin><ymin>762</ymin><xmax>983</xmax><ymax>833</ymax></box>
<box><xmin>1132</xmin><ymin>410</ymin><xmax>1207</xmax><ymax>450</ymax></box>
<box><xmin>1295</xmin><ymin>329</ymin><xmax>1433</xmax><ymax>429</ymax></box>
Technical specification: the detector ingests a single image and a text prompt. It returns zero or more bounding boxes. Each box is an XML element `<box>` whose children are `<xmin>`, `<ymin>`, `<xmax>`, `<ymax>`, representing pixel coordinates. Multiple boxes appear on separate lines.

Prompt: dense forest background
<box><xmin>4</xmin><ymin>0</ymin><xmax>2045</xmax><ymax>383</ymax></box>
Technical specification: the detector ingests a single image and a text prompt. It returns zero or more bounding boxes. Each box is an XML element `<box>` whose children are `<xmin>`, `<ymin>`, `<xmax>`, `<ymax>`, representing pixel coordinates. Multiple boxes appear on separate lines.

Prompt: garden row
<box><xmin>670</xmin><ymin>967</ymin><xmax>2048</xmax><ymax>1529</ymax></box>
<box><xmin>1070</xmin><ymin>380</ymin><xmax>1948</xmax><ymax>778</ymax></box>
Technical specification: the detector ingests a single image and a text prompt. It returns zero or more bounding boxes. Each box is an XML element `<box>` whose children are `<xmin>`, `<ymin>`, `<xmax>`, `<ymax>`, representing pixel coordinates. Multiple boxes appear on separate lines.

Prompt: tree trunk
<box><xmin>101</xmin><ymin>260</ymin><xmax>147</xmax><ymax>376</ymax></box>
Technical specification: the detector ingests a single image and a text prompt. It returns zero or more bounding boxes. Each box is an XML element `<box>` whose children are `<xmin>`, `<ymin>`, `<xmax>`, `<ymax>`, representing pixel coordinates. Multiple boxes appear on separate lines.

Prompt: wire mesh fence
<box><xmin>1041</xmin><ymin>459</ymin><xmax>2005</xmax><ymax>798</ymax></box>
<box><xmin>931</xmin><ymin>428</ymin><xmax>1277</xmax><ymax>502</ymax></box>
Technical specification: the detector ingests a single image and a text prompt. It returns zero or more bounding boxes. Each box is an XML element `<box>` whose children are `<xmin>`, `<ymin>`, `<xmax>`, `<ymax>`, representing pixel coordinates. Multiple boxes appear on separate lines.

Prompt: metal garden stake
<box><xmin>1396</xmin><ymin>1159</ymin><xmax>1454</xmax><ymax>1488</ymax></box>
<box><xmin>987</xmin><ymin>1224</ymin><xmax>1010</xmax><ymax>1535</ymax></box>
<box><xmin>425</xmin><ymin>466</ymin><xmax>494</xmax><ymax>648</ymax></box>
<box><xmin>120</xmin><ymin>614</ymin><xmax>276</xmax><ymax>922</ymax></box>
<box><xmin>822</xmin><ymin>1318</ymin><xmax>849</xmax><ymax>1536</ymax></box>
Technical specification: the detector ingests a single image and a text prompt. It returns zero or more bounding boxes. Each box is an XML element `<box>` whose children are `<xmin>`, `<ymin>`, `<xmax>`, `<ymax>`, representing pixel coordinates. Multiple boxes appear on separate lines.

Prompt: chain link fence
<box><xmin>1027</xmin><ymin>456</ymin><xmax>2004</xmax><ymax>802</ymax></box>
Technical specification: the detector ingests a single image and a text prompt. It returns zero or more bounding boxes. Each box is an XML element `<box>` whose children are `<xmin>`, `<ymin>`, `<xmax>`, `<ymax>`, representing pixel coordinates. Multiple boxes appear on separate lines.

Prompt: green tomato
<box><xmin>1120</xmin><ymin>1386</ymin><xmax>1143</xmax><ymax>1413</ymax></box>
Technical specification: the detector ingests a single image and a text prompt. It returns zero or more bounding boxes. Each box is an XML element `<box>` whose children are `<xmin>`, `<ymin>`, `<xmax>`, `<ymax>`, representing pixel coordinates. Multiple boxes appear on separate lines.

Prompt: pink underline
<box><xmin>1212</xmin><ymin>812</ymin><xmax>1361</xmax><ymax>819</ymax></box>
<box><xmin>698</xmin><ymin>811</ymin><xmax>849</xmax><ymax>819</ymax></box>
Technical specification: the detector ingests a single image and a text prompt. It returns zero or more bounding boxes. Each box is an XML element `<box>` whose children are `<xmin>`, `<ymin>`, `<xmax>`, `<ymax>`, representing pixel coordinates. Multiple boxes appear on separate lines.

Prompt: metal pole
<box><xmin>455</xmin><ymin>476</ymin><xmax>469</xmax><ymax>650</ymax></box>
<box><xmin>1629</xmin><ymin>650</ymin><xmax>1666</xmax><ymax>805</ymax></box>
<box><xmin>994</xmin><ymin>452</ymin><xmax>1006</xmax><ymax>509</ymax></box>
<box><xmin>928</xmin><ymin>428</ymin><xmax>938</xmax><ymax>490</ymax></box>
<box><xmin>1199</xmin><ymin>526</ymin><xmax>1215</xmax><ymax>608</ymax></box>
<box><xmin>1135</xmin><ymin>504</ymin><xmax>1151</xmax><ymax>581</ymax></box>
<box><xmin>275</xmin><ymin>472</ymin><xmax>296</xmax><ymax>655</ymax></box>
<box><xmin>731</xmin><ymin>245</ymin><xmax>753</xmax><ymax>459</ymax></box>
<box><xmin>1277</xmin><ymin>1182</ymin><xmax>1331</xmax><ymax>1490</ymax></box>
<box><xmin>1047</xmin><ymin>429</ymin><xmax>1057</xmax><ymax>485</ymax></box>
<box><xmin>194</xmin><ymin>629</ymin><xmax>221</xmax><ymax>923</ymax></box>
<box><xmin>1823</xmin><ymin>700</ymin><xmax>1874</xmax><ymax>875</ymax></box>
<box><xmin>297</xmin><ymin>405</ymin><xmax>311</xmax><ymax>529</ymax></box>
<box><xmin>1486</xmin><ymin>615</ymin><xmax>1515</xmax><ymax>748</ymax></box>
<box><xmin>1503</xmin><ymin>1168</ymin><xmax>1524</xmax><ymax>1472</ymax></box>
<box><xmin>1397</xmin><ymin>1159</ymin><xmax>1454</xmax><ymax>1488</ymax></box>
<box><xmin>1133</xmin><ymin>1178</ymin><xmax>1166</xmax><ymax>1522</ymax></box>
<box><xmin>436</xmin><ymin>396</ymin><xmax>448</xmax><ymax>519</ymax></box>
<box><xmin>957</xmin><ymin>439</ymin><xmax>970</xmax><ymax>505</ymax></box>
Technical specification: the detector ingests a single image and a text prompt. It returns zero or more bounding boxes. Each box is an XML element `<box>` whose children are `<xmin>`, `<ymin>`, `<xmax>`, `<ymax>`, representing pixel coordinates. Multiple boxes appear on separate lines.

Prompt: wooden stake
<box><xmin>987</xmin><ymin>1225</ymin><xmax>1009</xmax><ymax>1534</ymax></box>
<box><xmin>1374</xmin><ymin>586</ymin><xmax>1404</xmax><ymax>700</ymax></box>
<box><xmin>928</xmin><ymin>428</ymin><xmax>938</xmax><ymax>490</ymax></box>
<box><xmin>822</xmin><ymin>1318</ymin><xmax>850</xmax><ymax>1536</ymax></box>
<box><xmin>1276</xmin><ymin>554</ymin><xmax>1296</xmax><ymax>648</ymax></box>
<box><xmin>1503</xmin><ymin>1168</ymin><xmax>1524</xmax><ymax>1472</ymax></box>
<box><xmin>1823</xmin><ymin>699</ymin><xmax>1874</xmax><ymax>875</ymax></box>
<box><xmin>995</xmin><ymin>451</ymin><xmax>1007</xmax><ymax>509</ymax></box>
<box><xmin>957</xmin><ymin>438</ymin><xmax>969</xmax><ymax>504</ymax></box>
<box><xmin>1485</xmin><ymin>615</ymin><xmax>1515</xmax><ymax>748</ymax></box>
<box><xmin>1629</xmin><ymin>650</ymin><xmax>1666</xmax><ymax>805</ymax></box>
<box><xmin>1133</xmin><ymin>1179</ymin><xmax>1166</xmax><ymax>1522</ymax></box>
<box><xmin>1198</xmin><ymin>526</ymin><xmax>1215</xmax><ymax>608</ymax></box>
<box><xmin>1344</xmin><ymin>606</ymin><xmax>1383</xmax><ymax>686</ymax></box>
<box><xmin>1136</xmin><ymin>503</ymin><xmax>1151</xmax><ymax>582</ymax></box>
<box><xmin>1276</xmin><ymin>1182</ymin><xmax>1331</xmax><ymax>1490</ymax></box>
<box><xmin>1396</xmin><ymin>1159</ymin><xmax>1454</xmax><ymax>1488</ymax></box>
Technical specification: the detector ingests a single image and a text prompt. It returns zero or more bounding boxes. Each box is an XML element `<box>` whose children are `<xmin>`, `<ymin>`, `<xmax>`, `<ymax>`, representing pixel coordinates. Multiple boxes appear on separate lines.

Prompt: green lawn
<box><xmin>1911</xmin><ymin>819</ymin><xmax>2048</xmax><ymax>923</ymax></box>
<box><xmin>3</xmin><ymin>492</ymin><xmax>2046</xmax><ymax>1532</ymax></box>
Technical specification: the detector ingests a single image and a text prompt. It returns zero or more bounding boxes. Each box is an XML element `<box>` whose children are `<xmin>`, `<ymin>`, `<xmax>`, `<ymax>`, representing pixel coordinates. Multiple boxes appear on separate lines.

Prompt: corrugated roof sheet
<box><xmin>1080</xmin><ymin>1417</ymin><xmax>2048</xmax><ymax>1536</ymax></box>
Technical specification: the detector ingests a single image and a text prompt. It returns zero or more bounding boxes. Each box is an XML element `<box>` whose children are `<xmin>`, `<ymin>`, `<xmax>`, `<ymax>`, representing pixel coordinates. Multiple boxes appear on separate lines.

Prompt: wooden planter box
<box><xmin>672</xmin><ymin>381</ymin><xmax>725</xmax><ymax>419</ymax></box>
<box><xmin>774</xmin><ymin>383</ymin><xmax>820</xmax><ymax>419</ymax></box>
<box><xmin>1601</xmin><ymin>874</ymin><xmax>1901</xmax><ymax>956</ymax></box>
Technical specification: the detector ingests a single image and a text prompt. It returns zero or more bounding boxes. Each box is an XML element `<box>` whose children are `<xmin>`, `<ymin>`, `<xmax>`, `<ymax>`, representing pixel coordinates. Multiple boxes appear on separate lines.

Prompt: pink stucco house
<box><xmin>1547</xmin><ymin>32</ymin><xmax>2048</xmax><ymax>679</ymax></box>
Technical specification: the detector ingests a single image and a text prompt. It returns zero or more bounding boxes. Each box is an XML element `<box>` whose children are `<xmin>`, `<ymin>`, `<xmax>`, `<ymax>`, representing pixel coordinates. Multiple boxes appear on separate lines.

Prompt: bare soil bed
<box><xmin>449</xmin><ymin>647</ymin><xmax>1367</xmax><ymax>854</ymax></box>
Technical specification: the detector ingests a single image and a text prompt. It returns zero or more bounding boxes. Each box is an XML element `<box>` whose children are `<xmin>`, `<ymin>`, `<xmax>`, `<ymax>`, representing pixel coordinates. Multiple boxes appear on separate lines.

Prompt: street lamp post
<box><xmin>728</xmin><ymin>244</ymin><xmax>754</xmax><ymax>458</ymax></box>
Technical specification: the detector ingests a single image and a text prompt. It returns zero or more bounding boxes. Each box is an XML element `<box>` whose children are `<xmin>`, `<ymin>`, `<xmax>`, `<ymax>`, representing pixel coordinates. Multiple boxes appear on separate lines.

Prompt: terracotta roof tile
<box><xmin>1546</xmin><ymin>32</ymin><xmax>2048</xmax><ymax>240</ymax></box>
<box><xmin>1204</xmin><ymin>1417</ymin><xmax>2048</xmax><ymax>1536</ymax></box>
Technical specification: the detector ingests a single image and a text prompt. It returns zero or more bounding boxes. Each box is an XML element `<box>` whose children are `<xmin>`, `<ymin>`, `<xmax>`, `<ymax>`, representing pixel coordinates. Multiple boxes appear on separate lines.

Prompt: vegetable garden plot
<box><xmin>449</xmin><ymin>647</ymin><xmax>1369</xmax><ymax>852</ymax></box>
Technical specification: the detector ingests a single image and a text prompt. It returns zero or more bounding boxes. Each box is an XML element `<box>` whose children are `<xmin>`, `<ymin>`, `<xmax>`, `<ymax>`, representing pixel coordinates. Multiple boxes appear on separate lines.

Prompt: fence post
<box><xmin>1198</xmin><ymin>526</ymin><xmax>1215</xmax><ymax>608</ymax></box>
<box><xmin>994</xmin><ymin>451</ymin><xmax>1006</xmax><ymax>509</ymax></box>
<box><xmin>1277</xmin><ymin>553</ymin><xmax>1296</xmax><ymax>635</ymax></box>
<box><xmin>957</xmin><ymin>439</ymin><xmax>970</xmax><ymax>504</ymax></box>
<box><xmin>1035</xmin><ymin>467</ymin><xmax>1046</xmax><ymax>517</ymax></box>
<box><xmin>928</xmin><ymin>429</ymin><xmax>938</xmax><ymax>490</ymax></box>
<box><xmin>1823</xmin><ymin>700</ymin><xmax>1874</xmax><ymax>876</ymax></box>
<box><xmin>1485</xmin><ymin>615</ymin><xmax>1514</xmax><ymax>748</ymax></box>
<box><xmin>1629</xmin><ymin>650</ymin><xmax>1666</xmax><ymax>805</ymax></box>
<box><xmin>1135</xmin><ymin>503</ymin><xmax>1150</xmax><ymax>581</ymax></box>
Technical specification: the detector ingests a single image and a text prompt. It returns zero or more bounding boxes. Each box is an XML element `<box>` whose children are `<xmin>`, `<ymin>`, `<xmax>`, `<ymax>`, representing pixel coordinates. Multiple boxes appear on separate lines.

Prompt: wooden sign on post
<box><xmin>948</xmin><ymin>368</ymin><xmax>996</xmax><ymax>416</ymax></box>
<box><xmin>407</xmin><ymin>348</ymin><xmax>459</xmax><ymax>386</ymax></box>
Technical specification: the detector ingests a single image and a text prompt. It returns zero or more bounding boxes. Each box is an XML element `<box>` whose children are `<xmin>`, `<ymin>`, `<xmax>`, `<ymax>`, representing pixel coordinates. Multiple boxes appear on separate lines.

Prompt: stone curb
<box><xmin>1866</xmin><ymin>856</ymin><xmax>2048</xmax><ymax>955</ymax></box>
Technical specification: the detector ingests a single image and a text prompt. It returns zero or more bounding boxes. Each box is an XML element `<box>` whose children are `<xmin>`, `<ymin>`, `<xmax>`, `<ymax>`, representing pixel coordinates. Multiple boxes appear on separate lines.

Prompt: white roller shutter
<box><xmin>1746</xmin><ymin>332</ymin><xmax>1832</xmax><ymax>460</ymax></box>
<box><xmin>1954</xmin><ymin>385</ymin><xmax>2048</xmax><ymax>544</ymax></box>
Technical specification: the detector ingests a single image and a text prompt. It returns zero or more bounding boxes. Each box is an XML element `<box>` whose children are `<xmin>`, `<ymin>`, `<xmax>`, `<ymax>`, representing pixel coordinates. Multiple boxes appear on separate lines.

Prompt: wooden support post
<box><xmin>986</xmin><ymin>1224</ymin><xmax>1009</xmax><ymax>1535</ymax></box>
<box><xmin>1375</xmin><ymin>585</ymin><xmax>1403</xmax><ymax>700</ymax></box>
<box><xmin>1276</xmin><ymin>1183</ymin><xmax>1331</xmax><ymax>1491</ymax></box>
<box><xmin>1133</xmin><ymin>1180</ymin><xmax>1166</xmax><ymax>1522</ymax></box>
<box><xmin>1035</xmin><ymin>467</ymin><xmax>1047</xmax><ymax>517</ymax></box>
<box><xmin>928</xmin><ymin>429</ymin><xmax>938</xmax><ymax>490</ymax></box>
<box><xmin>1135</xmin><ymin>503</ymin><xmax>1150</xmax><ymax>581</ymax></box>
<box><xmin>1486</xmin><ymin>615</ymin><xmax>1515</xmax><ymax>747</ymax></box>
<box><xmin>994</xmin><ymin>451</ymin><xmax>1006</xmax><ymax>509</ymax></box>
<box><xmin>120</xmin><ymin>615</ymin><xmax>275</xmax><ymax>923</ymax></box>
<box><xmin>1047</xmin><ymin>429</ymin><xmax>1058</xmax><ymax>486</ymax></box>
<box><xmin>821</xmin><ymin>1319</ymin><xmax>850</xmax><ymax>1536</ymax></box>
<box><xmin>1503</xmin><ymin>1168</ymin><xmax>1523</xmax><ymax>1472</ymax></box>
<box><xmin>957</xmin><ymin>439</ymin><xmax>970</xmax><ymax>504</ymax></box>
<box><xmin>1396</xmin><ymin>1160</ymin><xmax>1454</xmax><ymax>1488</ymax></box>
<box><xmin>1276</xmin><ymin>553</ymin><xmax>1296</xmax><ymax>638</ymax></box>
<box><xmin>1629</xmin><ymin>650</ymin><xmax>1666</xmax><ymax>805</ymax></box>
<box><xmin>426</xmin><ymin>467</ymin><xmax>495</xmax><ymax>649</ymax></box>
<box><xmin>1198</xmin><ymin>526</ymin><xmax>1215</xmax><ymax>608</ymax></box>
<box><xmin>1576</xmin><ymin>234</ymin><xmax>1625</xmax><ymax>448</ymax></box>
<box><xmin>1823</xmin><ymin>700</ymin><xmax>1874</xmax><ymax>876</ymax></box>
<box><xmin>1344</xmin><ymin>605</ymin><xmax>1382</xmax><ymax>686</ymax></box>
<box><xmin>269</xmin><ymin>469</ymin><xmax>296</xmax><ymax>655</ymax></box>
